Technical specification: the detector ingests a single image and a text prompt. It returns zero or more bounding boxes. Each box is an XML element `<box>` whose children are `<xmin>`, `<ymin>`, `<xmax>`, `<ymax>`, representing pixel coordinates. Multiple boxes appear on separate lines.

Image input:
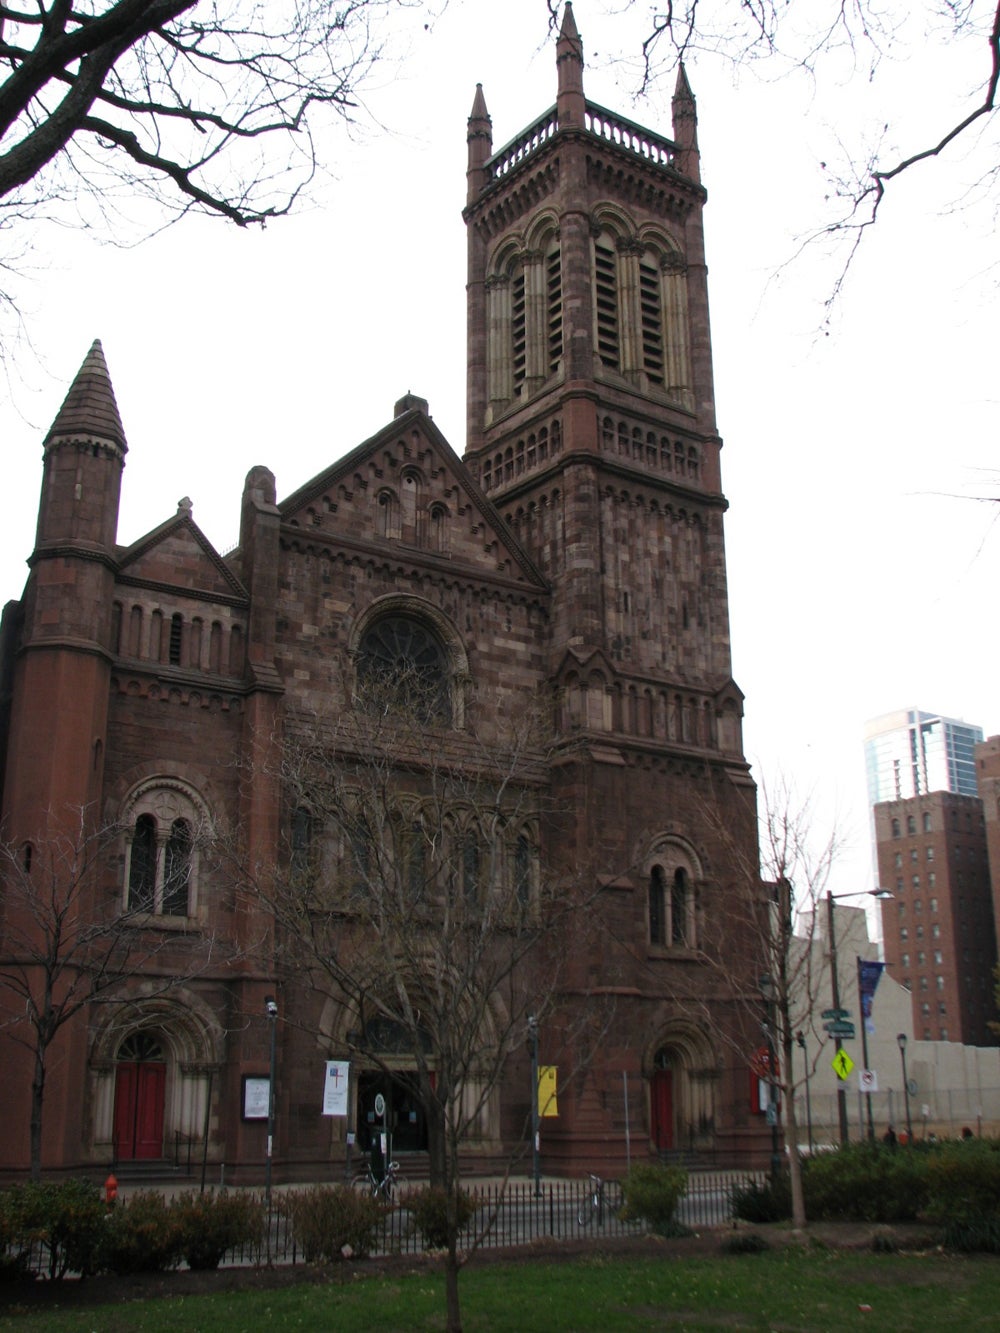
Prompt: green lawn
<box><xmin>2</xmin><ymin>1249</ymin><xmax>1000</xmax><ymax>1331</ymax></box>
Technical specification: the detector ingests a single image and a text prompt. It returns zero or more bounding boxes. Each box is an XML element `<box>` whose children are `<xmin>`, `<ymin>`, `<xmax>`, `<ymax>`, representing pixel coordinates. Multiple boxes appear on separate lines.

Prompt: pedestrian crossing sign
<box><xmin>832</xmin><ymin>1050</ymin><xmax>854</xmax><ymax>1081</ymax></box>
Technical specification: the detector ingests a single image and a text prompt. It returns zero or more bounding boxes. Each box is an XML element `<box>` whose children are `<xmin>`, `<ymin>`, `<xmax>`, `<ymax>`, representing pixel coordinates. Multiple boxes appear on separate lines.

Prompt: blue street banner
<box><xmin>858</xmin><ymin>958</ymin><xmax>885</xmax><ymax>1034</ymax></box>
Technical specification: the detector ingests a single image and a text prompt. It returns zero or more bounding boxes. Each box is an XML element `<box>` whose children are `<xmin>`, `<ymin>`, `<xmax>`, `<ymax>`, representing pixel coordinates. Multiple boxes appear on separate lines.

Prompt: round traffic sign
<box><xmin>374</xmin><ymin>1093</ymin><xmax>386</xmax><ymax>1118</ymax></box>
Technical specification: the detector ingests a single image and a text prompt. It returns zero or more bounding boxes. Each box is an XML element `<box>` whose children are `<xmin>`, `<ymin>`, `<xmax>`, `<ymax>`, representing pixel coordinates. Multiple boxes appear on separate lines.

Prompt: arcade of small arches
<box><xmin>480</xmin><ymin>417</ymin><xmax>562</xmax><ymax>492</ymax></box>
<box><xmin>559</xmin><ymin>669</ymin><xmax>741</xmax><ymax>755</ymax></box>
<box><xmin>600</xmin><ymin>416</ymin><xmax>701</xmax><ymax>483</ymax></box>
<box><xmin>289</xmin><ymin>796</ymin><xmax>540</xmax><ymax>917</ymax></box>
<box><xmin>112</xmin><ymin>600</ymin><xmax>245</xmax><ymax>677</ymax></box>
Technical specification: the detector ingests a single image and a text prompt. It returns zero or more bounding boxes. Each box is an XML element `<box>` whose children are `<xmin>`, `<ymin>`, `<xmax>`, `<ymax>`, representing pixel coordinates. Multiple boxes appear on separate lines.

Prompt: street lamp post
<box><xmin>825</xmin><ymin>893</ymin><xmax>850</xmax><ymax>1144</ymax></box>
<box><xmin>825</xmin><ymin>888</ymin><xmax>894</xmax><ymax>1145</ymax></box>
<box><xmin>796</xmin><ymin>1031</ymin><xmax>813</xmax><ymax>1155</ymax></box>
<box><xmin>897</xmin><ymin>1032</ymin><xmax>913</xmax><ymax>1141</ymax></box>
<box><xmin>264</xmin><ymin>997</ymin><xmax>278</xmax><ymax>1211</ymax></box>
<box><xmin>527</xmin><ymin>1014</ymin><xmax>540</xmax><ymax>1198</ymax></box>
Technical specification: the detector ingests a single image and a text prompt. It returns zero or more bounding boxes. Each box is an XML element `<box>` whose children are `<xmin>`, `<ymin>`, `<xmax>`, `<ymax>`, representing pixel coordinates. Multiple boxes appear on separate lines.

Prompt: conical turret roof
<box><xmin>44</xmin><ymin>339</ymin><xmax>127</xmax><ymax>455</ymax></box>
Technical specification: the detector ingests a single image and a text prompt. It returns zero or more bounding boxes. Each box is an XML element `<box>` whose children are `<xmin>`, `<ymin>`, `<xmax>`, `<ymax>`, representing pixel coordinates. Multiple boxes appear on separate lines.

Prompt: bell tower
<box><xmin>464</xmin><ymin>3</ymin><xmax>738</xmax><ymax>745</ymax></box>
<box><xmin>464</xmin><ymin>5</ymin><xmax>759</xmax><ymax>1170</ymax></box>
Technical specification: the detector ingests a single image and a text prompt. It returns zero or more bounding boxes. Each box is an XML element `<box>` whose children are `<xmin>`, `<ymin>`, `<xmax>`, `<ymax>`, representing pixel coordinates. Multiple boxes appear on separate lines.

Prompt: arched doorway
<box><xmin>113</xmin><ymin>1033</ymin><xmax>166</xmax><ymax>1160</ymax></box>
<box><xmin>651</xmin><ymin>1048</ymin><xmax>674</xmax><ymax>1151</ymax></box>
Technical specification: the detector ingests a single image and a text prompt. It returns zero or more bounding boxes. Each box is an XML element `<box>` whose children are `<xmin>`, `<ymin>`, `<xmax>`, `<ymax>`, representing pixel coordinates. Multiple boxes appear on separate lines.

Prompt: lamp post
<box><xmin>796</xmin><ymin>1031</ymin><xmax>813</xmax><ymax>1155</ymax></box>
<box><xmin>758</xmin><ymin>973</ymin><xmax>781</xmax><ymax>1181</ymax></box>
<box><xmin>896</xmin><ymin>1032</ymin><xmax>913</xmax><ymax>1142</ymax></box>
<box><xmin>264</xmin><ymin>997</ymin><xmax>278</xmax><ymax>1212</ymax></box>
<box><xmin>527</xmin><ymin>1014</ymin><xmax>540</xmax><ymax>1198</ymax></box>
<box><xmin>825</xmin><ymin>888</ymin><xmax>893</xmax><ymax>1144</ymax></box>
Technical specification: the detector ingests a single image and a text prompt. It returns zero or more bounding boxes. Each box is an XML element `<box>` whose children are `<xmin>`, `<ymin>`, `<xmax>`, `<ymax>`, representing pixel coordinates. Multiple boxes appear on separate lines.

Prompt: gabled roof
<box><xmin>279</xmin><ymin>406</ymin><xmax>549</xmax><ymax>592</ymax></box>
<box><xmin>117</xmin><ymin>499</ymin><xmax>247</xmax><ymax>602</ymax></box>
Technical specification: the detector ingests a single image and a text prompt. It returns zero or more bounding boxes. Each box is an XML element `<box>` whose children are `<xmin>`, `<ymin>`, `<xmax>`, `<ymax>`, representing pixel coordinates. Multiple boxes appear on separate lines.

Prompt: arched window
<box><xmin>128</xmin><ymin>814</ymin><xmax>157</xmax><ymax>910</ymax></box>
<box><xmin>162</xmin><ymin>819</ymin><xmax>192</xmax><ymax>916</ymax></box>
<box><xmin>123</xmin><ymin>781</ymin><xmax>209</xmax><ymax>919</ymax></box>
<box><xmin>649</xmin><ymin>866</ymin><xmax>666</xmax><ymax>945</ymax></box>
<box><xmin>647</xmin><ymin>843</ymin><xmax>699</xmax><ymax>950</ymax></box>
<box><xmin>671</xmin><ymin>868</ymin><xmax>689</xmax><ymax>947</ymax></box>
<box><xmin>291</xmin><ymin>806</ymin><xmax>316</xmax><ymax>879</ymax></box>
<box><xmin>514</xmin><ymin>833</ymin><xmax>532</xmax><ymax>908</ymax></box>
<box><xmin>357</xmin><ymin>614</ymin><xmax>451</xmax><ymax>724</ymax></box>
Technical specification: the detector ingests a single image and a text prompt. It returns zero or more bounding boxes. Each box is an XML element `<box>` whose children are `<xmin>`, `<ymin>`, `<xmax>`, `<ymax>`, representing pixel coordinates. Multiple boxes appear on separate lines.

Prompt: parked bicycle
<box><xmin>577</xmin><ymin>1173</ymin><xmax>605</xmax><ymax>1227</ymax></box>
<box><xmin>353</xmin><ymin>1156</ymin><xmax>403</xmax><ymax>1203</ymax></box>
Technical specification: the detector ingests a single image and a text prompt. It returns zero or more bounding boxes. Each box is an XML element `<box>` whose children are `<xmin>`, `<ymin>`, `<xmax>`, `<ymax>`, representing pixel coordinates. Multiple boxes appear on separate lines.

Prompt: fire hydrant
<box><xmin>103</xmin><ymin>1173</ymin><xmax>118</xmax><ymax>1209</ymax></box>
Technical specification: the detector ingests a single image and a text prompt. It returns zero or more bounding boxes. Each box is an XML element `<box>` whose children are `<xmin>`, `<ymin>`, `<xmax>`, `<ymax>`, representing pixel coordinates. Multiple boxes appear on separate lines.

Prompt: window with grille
<box><xmin>639</xmin><ymin>252</ymin><xmax>664</xmax><ymax>384</ymax></box>
<box><xmin>546</xmin><ymin>245</ymin><xmax>563</xmax><ymax>374</ymax></box>
<box><xmin>511</xmin><ymin>267</ymin><xmax>527</xmax><ymax>391</ymax></box>
<box><xmin>594</xmin><ymin>237</ymin><xmax>620</xmax><ymax>369</ymax></box>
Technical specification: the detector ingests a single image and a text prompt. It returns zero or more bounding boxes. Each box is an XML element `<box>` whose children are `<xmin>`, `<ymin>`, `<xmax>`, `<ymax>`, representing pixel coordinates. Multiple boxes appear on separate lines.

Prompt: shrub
<box><xmin>171</xmin><ymin>1190</ymin><xmax>264</xmax><ymax>1270</ymax></box>
<box><xmin>618</xmin><ymin>1163</ymin><xmax>687</xmax><ymax>1232</ymax></box>
<box><xmin>99</xmin><ymin>1190</ymin><xmax>182</xmax><ymax>1274</ymax></box>
<box><xmin>925</xmin><ymin>1141</ymin><xmax>1000</xmax><ymax>1252</ymax></box>
<box><xmin>281</xmin><ymin>1185</ymin><xmax>383</xmax><ymax>1262</ymax></box>
<box><xmin>0</xmin><ymin>1178</ymin><xmax>106</xmax><ymax>1280</ymax></box>
<box><xmin>730</xmin><ymin>1174</ymin><xmax>791</xmax><ymax>1224</ymax></box>
<box><xmin>406</xmin><ymin>1186</ymin><xmax>476</xmax><ymax>1250</ymax></box>
<box><xmin>802</xmin><ymin>1143</ymin><xmax>928</xmax><ymax>1222</ymax></box>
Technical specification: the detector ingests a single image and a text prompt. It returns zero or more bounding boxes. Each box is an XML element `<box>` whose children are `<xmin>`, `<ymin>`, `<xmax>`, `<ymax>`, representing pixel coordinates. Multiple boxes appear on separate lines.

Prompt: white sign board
<box><xmin>322</xmin><ymin>1060</ymin><xmax>350</xmax><ymax>1116</ymax></box>
<box><xmin>859</xmin><ymin>1069</ymin><xmax>878</xmax><ymax>1093</ymax></box>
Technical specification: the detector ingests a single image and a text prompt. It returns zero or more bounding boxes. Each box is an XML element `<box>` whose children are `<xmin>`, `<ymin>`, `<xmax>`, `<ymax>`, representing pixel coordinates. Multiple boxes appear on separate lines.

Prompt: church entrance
<box><xmin>357</xmin><ymin>1071</ymin><xmax>428</xmax><ymax>1156</ymax></box>
<box><xmin>113</xmin><ymin>1034</ymin><xmax>166</xmax><ymax>1160</ymax></box>
<box><xmin>651</xmin><ymin>1050</ymin><xmax>674</xmax><ymax>1151</ymax></box>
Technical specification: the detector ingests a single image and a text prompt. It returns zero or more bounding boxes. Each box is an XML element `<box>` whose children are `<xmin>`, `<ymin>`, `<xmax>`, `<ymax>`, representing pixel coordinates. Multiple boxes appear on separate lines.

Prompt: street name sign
<box><xmin>823</xmin><ymin>1020</ymin><xmax>856</xmax><ymax>1038</ymax></box>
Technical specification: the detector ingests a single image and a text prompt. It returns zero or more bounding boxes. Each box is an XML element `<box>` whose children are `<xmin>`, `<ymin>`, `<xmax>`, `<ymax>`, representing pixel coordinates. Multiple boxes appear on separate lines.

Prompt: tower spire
<box><xmin>671</xmin><ymin>63</ymin><xmax>700</xmax><ymax>183</ymax></box>
<box><xmin>44</xmin><ymin>338</ymin><xmax>127</xmax><ymax>456</ymax></box>
<box><xmin>466</xmin><ymin>82</ymin><xmax>493</xmax><ymax>204</ymax></box>
<box><xmin>556</xmin><ymin>2</ymin><xmax>585</xmax><ymax>126</ymax></box>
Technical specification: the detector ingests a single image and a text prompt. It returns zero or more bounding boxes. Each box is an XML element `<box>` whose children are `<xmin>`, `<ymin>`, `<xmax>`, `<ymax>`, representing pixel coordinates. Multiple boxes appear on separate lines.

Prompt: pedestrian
<box><xmin>883</xmin><ymin>1124</ymin><xmax>897</xmax><ymax>1147</ymax></box>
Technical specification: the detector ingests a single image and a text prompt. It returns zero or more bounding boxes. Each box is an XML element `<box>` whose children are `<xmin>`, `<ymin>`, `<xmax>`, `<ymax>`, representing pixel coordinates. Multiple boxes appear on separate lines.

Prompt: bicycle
<box><xmin>353</xmin><ymin>1156</ymin><xmax>403</xmax><ymax>1203</ymax></box>
<box><xmin>577</xmin><ymin>1173</ymin><xmax>604</xmax><ymax>1227</ymax></box>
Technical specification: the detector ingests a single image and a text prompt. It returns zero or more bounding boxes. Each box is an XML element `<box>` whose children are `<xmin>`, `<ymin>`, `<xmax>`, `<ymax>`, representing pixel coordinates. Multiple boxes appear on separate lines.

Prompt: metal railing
<box><xmin>227</xmin><ymin>1170</ymin><xmax>762</xmax><ymax>1267</ymax></box>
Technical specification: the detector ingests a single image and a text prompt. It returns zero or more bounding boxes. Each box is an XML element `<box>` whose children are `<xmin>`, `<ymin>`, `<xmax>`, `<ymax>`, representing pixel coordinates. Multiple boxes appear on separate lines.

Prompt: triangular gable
<box><xmin>279</xmin><ymin>408</ymin><xmax>549</xmax><ymax>592</ymax></box>
<box><xmin>118</xmin><ymin>505</ymin><xmax>247</xmax><ymax>602</ymax></box>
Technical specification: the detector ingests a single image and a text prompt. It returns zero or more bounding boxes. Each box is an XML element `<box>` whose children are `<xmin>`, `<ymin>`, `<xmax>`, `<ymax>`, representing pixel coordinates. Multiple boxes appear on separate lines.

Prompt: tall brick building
<box><xmin>874</xmin><ymin>793</ymin><xmax>997</xmax><ymax>1046</ymax></box>
<box><xmin>0</xmin><ymin>6</ymin><xmax>766</xmax><ymax>1180</ymax></box>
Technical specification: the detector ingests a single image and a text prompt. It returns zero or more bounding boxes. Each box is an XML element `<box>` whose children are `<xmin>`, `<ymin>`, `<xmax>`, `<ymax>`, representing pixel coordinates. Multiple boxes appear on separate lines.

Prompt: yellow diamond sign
<box><xmin>832</xmin><ymin>1050</ymin><xmax>854</xmax><ymax>1081</ymax></box>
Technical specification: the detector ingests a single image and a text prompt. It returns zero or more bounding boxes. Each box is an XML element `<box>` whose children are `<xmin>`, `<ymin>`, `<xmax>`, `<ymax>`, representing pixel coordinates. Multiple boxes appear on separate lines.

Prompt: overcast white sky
<box><xmin>2</xmin><ymin>1</ymin><xmax>996</xmax><ymax>921</ymax></box>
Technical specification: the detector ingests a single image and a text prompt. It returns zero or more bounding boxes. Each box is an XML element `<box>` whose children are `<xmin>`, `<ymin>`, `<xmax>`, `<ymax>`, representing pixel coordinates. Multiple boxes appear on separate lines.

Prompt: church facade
<box><xmin>0</xmin><ymin>7</ymin><xmax>768</xmax><ymax>1181</ymax></box>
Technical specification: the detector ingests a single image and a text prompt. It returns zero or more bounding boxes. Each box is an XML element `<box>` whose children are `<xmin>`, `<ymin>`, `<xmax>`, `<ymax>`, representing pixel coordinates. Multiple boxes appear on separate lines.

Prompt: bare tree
<box><xmin>551</xmin><ymin>1</ymin><xmax>1000</xmax><ymax>294</ymax></box>
<box><xmin>244</xmin><ymin>666</ymin><xmax>606</xmax><ymax>1333</ymax></box>
<box><xmin>0</xmin><ymin>2</ymin><xmax>421</xmax><ymax>227</ymax></box>
<box><xmin>0</xmin><ymin>808</ymin><xmax>222</xmax><ymax>1179</ymax></box>
<box><xmin>689</xmin><ymin>775</ymin><xmax>843</xmax><ymax>1229</ymax></box>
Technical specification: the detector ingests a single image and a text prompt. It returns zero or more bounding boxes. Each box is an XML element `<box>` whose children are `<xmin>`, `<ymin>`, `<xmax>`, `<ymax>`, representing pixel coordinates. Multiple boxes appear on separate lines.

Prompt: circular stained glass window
<box><xmin>357</xmin><ymin>616</ymin><xmax>450</xmax><ymax>723</ymax></box>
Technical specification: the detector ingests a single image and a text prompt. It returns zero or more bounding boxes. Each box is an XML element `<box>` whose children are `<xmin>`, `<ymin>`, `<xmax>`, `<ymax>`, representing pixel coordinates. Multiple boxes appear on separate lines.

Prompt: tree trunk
<box><xmin>30</xmin><ymin>1040</ymin><xmax>47</xmax><ymax>1181</ymax></box>
<box><xmin>781</xmin><ymin>1030</ymin><xmax>806</xmax><ymax>1228</ymax></box>
<box><xmin>444</xmin><ymin>1242</ymin><xmax>463</xmax><ymax>1333</ymax></box>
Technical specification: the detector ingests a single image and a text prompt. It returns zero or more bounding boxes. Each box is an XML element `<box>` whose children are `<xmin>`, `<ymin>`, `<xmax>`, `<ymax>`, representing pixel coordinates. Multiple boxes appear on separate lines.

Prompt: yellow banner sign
<box><xmin>538</xmin><ymin>1065</ymin><xmax>558</xmax><ymax>1117</ymax></box>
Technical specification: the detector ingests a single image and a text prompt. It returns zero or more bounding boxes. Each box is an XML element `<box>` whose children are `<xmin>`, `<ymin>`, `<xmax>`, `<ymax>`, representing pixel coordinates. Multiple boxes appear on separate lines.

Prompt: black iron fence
<box><xmin>226</xmin><ymin>1170</ymin><xmax>763</xmax><ymax>1267</ymax></box>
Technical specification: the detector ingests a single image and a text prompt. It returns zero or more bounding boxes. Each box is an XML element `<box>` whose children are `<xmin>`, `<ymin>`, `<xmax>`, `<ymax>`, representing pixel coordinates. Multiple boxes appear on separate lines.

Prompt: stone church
<box><xmin>0</xmin><ymin>6</ymin><xmax>767</xmax><ymax>1180</ymax></box>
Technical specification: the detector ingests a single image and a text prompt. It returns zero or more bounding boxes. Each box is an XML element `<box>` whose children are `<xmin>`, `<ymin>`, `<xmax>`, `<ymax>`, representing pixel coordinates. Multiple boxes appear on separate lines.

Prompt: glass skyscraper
<box><xmin>864</xmin><ymin>708</ymin><xmax>983</xmax><ymax>806</ymax></box>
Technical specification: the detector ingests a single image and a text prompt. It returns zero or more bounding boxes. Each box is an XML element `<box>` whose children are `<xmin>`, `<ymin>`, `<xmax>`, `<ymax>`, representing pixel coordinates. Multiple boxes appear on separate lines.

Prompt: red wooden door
<box><xmin>651</xmin><ymin>1068</ymin><xmax>674</xmax><ymax>1150</ymax></box>
<box><xmin>114</xmin><ymin>1061</ymin><xmax>166</xmax><ymax>1159</ymax></box>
